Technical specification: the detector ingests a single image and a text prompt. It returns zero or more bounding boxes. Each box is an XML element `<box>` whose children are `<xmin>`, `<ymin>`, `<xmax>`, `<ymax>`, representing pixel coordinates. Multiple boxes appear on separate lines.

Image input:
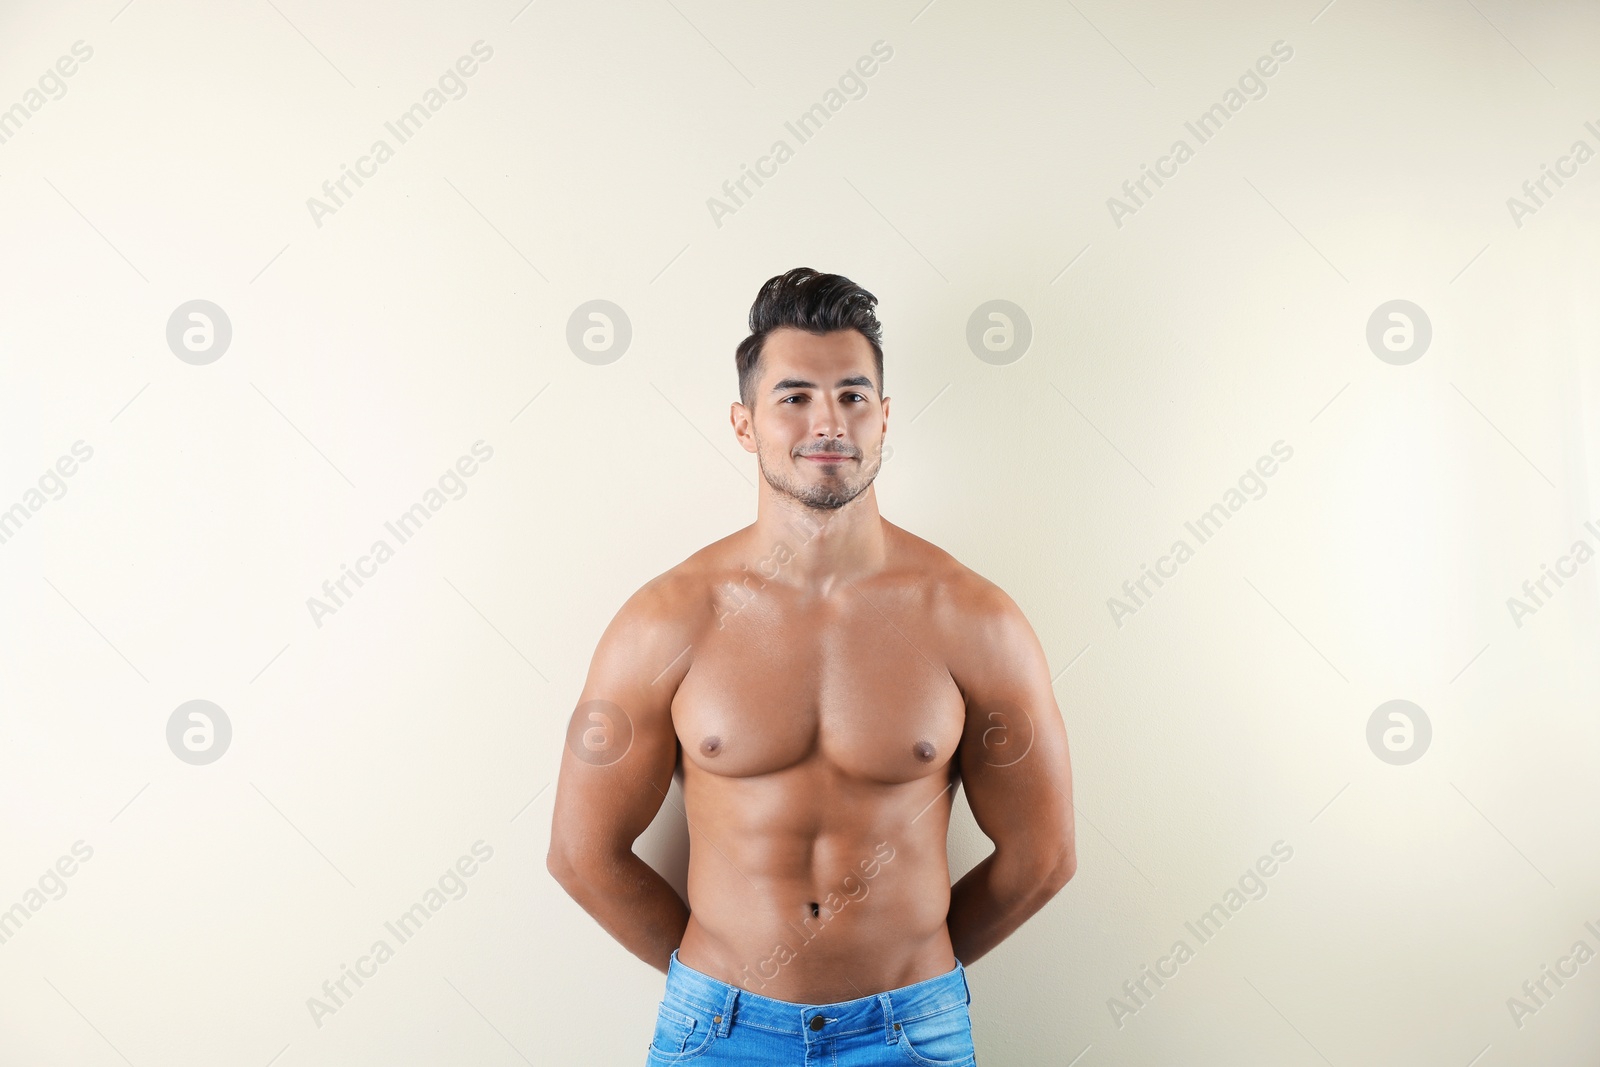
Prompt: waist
<box><xmin>663</xmin><ymin>947</ymin><xmax>970</xmax><ymax>1035</ymax></box>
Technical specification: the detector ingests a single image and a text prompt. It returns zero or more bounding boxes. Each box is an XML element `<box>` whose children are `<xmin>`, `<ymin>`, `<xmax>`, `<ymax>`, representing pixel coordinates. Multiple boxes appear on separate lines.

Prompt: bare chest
<box><xmin>672</xmin><ymin>588</ymin><xmax>966</xmax><ymax>784</ymax></box>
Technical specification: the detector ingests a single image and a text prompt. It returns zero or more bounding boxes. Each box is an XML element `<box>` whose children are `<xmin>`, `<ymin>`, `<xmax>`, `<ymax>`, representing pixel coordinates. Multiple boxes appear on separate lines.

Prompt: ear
<box><xmin>730</xmin><ymin>402</ymin><xmax>758</xmax><ymax>454</ymax></box>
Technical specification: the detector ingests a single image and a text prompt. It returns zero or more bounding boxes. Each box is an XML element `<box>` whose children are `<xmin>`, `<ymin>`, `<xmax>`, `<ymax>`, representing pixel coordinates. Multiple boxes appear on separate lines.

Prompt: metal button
<box><xmin>713</xmin><ymin>1015</ymin><xmax>722</xmax><ymax>1023</ymax></box>
<box><xmin>809</xmin><ymin>1016</ymin><xmax>826</xmax><ymax>1031</ymax></box>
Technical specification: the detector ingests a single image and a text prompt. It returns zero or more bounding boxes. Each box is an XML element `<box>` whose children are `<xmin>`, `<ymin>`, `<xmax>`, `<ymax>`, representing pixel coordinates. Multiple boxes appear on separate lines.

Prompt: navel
<box><xmin>912</xmin><ymin>740</ymin><xmax>936</xmax><ymax>762</ymax></box>
<box><xmin>700</xmin><ymin>735</ymin><xmax>723</xmax><ymax>757</ymax></box>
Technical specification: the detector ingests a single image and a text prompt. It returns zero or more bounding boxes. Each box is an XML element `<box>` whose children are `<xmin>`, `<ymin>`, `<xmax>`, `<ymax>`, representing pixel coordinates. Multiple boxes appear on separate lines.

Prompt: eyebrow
<box><xmin>770</xmin><ymin>375</ymin><xmax>877</xmax><ymax>395</ymax></box>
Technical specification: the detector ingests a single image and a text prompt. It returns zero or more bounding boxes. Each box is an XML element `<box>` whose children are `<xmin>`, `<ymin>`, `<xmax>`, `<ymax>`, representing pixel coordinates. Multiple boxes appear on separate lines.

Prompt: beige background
<box><xmin>1</xmin><ymin>0</ymin><xmax>1598</xmax><ymax>1064</ymax></box>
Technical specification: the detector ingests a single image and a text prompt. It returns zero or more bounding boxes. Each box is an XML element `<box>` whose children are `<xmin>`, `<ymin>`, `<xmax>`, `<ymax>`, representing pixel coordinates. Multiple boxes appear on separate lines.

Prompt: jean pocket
<box><xmin>894</xmin><ymin>1002</ymin><xmax>976</xmax><ymax>1066</ymax></box>
<box><xmin>648</xmin><ymin>1001</ymin><xmax>715</xmax><ymax>1062</ymax></box>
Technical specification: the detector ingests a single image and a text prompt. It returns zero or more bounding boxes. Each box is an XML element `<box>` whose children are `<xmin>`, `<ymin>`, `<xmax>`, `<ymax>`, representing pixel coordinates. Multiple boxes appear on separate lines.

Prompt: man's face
<box><xmin>733</xmin><ymin>327</ymin><xmax>889</xmax><ymax>511</ymax></box>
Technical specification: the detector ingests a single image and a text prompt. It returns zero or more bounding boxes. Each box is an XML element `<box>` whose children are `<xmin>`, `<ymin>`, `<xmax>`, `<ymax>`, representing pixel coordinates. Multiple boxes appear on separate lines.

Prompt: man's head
<box><xmin>731</xmin><ymin>268</ymin><xmax>889</xmax><ymax>512</ymax></box>
<box><xmin>735</xmin><ymin>269</ymin><xmax>883</xmax><ymax>409</ymax></box>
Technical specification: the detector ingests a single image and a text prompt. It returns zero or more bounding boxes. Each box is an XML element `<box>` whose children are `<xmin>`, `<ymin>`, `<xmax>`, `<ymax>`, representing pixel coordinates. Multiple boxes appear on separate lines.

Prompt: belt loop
<box><xmin>958</xmin><ymin>960</ymin><xmax>971</xmax><ymax>1006</ymax></box>
<box><xmin>714</xmin><ymin>984</ymin><xmax>738</xmax><ymax>1036</ymax></box>
<box><xmin>878</xmin><ymin>992</ymin><xmax>897</xmax><ymax>1045</ymax></box>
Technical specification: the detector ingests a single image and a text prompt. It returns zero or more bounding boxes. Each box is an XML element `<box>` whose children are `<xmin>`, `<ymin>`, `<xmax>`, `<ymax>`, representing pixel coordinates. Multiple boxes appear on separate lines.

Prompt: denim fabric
<box><xmin>645</xmin><ymin>948</ymin><xmax>978</xmax><ymax>1065</ymax></box>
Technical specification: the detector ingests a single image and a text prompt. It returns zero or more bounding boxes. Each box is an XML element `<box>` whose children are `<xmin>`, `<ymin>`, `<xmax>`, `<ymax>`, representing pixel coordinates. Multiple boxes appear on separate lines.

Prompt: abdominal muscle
<box><xmin>673</xmin><ymin>766</ymin><xmax>960</xmax><ymax>1004</ymax></box>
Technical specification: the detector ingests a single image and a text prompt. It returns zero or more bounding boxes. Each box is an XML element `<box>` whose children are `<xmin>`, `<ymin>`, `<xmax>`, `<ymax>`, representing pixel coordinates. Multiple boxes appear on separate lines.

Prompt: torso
<box><xmin>666</xmin><ymin>519</ymin><xmax>971</xmax><ymax>1003</ymax></box>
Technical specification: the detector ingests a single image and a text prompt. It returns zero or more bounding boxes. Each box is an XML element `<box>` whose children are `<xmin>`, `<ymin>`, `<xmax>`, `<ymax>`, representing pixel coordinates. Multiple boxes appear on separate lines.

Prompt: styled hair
<box><xmin>735</xmin><ymin>268</ymin><xmax>883</xmax><ymax>408</ymax></box>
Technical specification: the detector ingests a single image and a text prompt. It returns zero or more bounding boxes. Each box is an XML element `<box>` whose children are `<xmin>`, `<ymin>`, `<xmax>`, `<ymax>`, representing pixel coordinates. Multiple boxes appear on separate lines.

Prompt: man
<box><xmin>547</xmin><ymin>268</ymin><xmax>1076</xmax><ymax>1065</ymax></box>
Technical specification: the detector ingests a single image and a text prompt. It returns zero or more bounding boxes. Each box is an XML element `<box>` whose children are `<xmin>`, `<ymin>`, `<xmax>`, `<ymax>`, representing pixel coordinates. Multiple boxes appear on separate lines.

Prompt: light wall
<box><xmin>1</xmin><ymin>1</ymin><xmax>1597</xmax><ymax>1065</ymax></box>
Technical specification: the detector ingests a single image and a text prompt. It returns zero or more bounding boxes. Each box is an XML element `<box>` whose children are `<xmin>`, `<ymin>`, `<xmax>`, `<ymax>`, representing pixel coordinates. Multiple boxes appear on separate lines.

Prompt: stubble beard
<box><xmin>755</xmin><ymin>439</ymin><xmax>883</xmax><ymax>512</ymax></box>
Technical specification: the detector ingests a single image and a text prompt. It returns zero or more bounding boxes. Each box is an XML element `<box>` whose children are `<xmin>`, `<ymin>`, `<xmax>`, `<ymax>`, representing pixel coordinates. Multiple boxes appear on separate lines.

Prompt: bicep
<box><xmin>953</xmin><ymin>594</ymin><xmax>1075</xmax><ymax>868</ymax></box>
<box><xmin>549</xmin><ymin>588</ymin><xmax>691</xmax><ymax>871</ymax></box>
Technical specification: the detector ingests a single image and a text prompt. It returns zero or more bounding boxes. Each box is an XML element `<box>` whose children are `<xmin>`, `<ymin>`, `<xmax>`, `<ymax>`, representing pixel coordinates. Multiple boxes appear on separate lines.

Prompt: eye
<box><xmin>780</xmin><ymin>394</ymin><xmax>805</xmax><ymax>403</ymax></box>
<box><xmin>844</xmin><ymin>393</ymin><xmax>867</xmax><ymax>402</ymax></box>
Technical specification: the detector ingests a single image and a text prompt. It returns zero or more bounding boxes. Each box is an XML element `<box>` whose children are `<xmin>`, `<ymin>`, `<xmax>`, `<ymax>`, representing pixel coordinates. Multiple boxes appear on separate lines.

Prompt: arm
<box><xmin>546</xmin><ymin>579</ymin><xmax>695</xmax><ymax>974</ymax></box>
<box><xmin>943</xmin><ymin>580</ymin><xmax>1076</xmax><ymax>966</ymax></box>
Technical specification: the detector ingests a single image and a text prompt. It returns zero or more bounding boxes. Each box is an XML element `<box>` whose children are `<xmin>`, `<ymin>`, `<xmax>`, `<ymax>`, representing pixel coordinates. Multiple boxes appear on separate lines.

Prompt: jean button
<box><xmin>809</xmin><ymin>1016</ymin><xmax>826</xmax><ymax>1031</ymax></box>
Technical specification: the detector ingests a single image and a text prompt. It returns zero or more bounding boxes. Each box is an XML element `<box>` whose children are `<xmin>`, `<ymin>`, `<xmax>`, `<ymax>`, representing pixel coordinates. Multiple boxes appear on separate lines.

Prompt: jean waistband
<box><xmin>663</xmin><ymin>948</ymin><xmax>970</xmax><ymax>1038</ymax></box>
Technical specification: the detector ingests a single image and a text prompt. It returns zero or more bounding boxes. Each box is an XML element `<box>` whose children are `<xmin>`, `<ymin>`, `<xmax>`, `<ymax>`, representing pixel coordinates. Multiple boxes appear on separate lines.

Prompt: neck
<box><xmin>748</xmin><ymin>479</ymin><xmax>887</xmax><ymax>592</ymax></box>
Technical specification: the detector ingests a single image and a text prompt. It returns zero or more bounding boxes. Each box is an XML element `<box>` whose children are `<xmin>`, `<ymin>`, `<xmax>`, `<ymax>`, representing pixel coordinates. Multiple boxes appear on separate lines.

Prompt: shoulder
<box><xmin>884</xmin><ymin>521</ymin><xmax>1021</xmax><ymax>625</ymax></box>
<box><xmin>884</xmin><ymin>523</ymin><xmax>1042</xmax><ymax>687</ymax></box>
<box><xmin>582</xmin><ymin>538</ymin><xmax>743</xmax><ymax>697</ymax></box>
<box><xmin>607</xmin><ymin>530</ymin><xmax>748</xmax><ymax>637</ymax></box>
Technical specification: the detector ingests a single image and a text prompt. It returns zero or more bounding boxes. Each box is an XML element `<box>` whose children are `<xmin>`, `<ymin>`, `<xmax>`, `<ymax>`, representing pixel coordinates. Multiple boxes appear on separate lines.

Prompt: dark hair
<box><xmin>735</xmin><ymin>268</ymin><xmax>883</xmax><ymax>408</ymax></box>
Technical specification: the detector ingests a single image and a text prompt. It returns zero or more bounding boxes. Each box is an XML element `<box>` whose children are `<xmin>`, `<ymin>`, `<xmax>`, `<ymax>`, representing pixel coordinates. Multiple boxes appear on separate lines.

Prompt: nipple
<box><xmin>912</xmin><ymin>740</ymin><xmax>936</xmax><ymax>762</ymax></box>
<box><xmin>700</xmin><ymin>735</ymin><xmax>723</xmax><ymax>757</ymax></box>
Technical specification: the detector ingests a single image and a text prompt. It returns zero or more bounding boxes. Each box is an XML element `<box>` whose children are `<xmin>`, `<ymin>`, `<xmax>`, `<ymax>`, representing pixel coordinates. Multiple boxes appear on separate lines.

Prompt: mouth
<box><xmin>800</xmin><ymin>453</ymin><xmax>854</xmax><ymax>463</ymax></box>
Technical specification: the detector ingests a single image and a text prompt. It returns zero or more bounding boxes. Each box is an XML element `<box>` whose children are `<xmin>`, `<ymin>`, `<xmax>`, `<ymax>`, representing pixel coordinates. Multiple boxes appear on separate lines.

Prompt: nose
<box><xmin>811</xmin><ymin>397</ymin><xmax>848</xmax><ymax>440</ymax></box>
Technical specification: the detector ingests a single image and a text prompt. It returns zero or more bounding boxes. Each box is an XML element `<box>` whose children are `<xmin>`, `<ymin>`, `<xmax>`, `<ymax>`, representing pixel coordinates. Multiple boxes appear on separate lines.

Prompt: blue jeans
<box><xmin>645</xmin><ymin>948</ymin><xmax>978</xmax><ymax>1065</ymax></box>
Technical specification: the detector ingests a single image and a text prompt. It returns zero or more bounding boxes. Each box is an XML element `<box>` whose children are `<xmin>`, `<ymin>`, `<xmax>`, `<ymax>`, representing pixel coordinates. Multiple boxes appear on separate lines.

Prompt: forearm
<box><xmin>945</xmin><ymin>848</ymin><xmax>1069</xmax><ymax>965</ymax></box>
<box><xmin>551</xmin><ymin>850</ymin><xmax>690</xmax><ymax>974</ymax></box>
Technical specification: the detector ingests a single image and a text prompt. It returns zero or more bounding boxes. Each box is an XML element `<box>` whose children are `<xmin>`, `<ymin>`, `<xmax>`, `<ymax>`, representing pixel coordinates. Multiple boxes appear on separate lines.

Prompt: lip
<box><xmin>801</xmin><ymin>453</ymin><xmax>854</xmax><ymax>462</ymax></box>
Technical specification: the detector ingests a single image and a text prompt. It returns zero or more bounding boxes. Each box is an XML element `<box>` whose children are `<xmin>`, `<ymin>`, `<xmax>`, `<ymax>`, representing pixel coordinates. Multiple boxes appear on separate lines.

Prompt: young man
<box><xmin>548</xmin><ymin>268</ymin><xmax>1076</xmax><ymax>1065</ymax></box>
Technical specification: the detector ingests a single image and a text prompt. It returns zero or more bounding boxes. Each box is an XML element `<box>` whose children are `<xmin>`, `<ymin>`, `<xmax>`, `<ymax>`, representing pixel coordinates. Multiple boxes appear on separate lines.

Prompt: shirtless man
<box><xmin>547</xmin><ymin>268</ymin><xmax>1076</xmax><ymax>1066</ymax></box>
